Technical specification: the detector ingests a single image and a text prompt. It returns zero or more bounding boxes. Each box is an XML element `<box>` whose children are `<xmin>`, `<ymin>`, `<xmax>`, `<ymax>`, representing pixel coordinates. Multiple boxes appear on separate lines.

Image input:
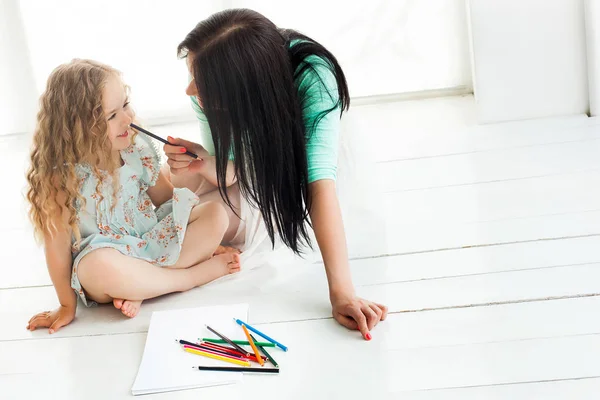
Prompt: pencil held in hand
<box><xmin>130</xmin><ymin>123</ymin><xmax>198</xmax><ymax>158</ymax></box>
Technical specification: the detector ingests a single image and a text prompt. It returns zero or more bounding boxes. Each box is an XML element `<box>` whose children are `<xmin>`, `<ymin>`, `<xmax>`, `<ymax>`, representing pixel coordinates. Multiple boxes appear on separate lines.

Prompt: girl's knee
<box><xmin>192</xmin><ymin>201</ymin><xmax>229</xmax><ymax>228</ymax></box>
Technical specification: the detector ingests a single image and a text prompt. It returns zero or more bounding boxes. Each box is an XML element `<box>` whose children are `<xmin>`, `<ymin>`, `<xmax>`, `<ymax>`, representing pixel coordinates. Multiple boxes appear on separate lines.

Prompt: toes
<box><xmin>113</xmin><ymin>298</ymin><xmax>124</xmax><ymax>309</ymax></box>
<box><xmin>120</xmin><ymin>301</ymin><xmax>141</xmax><ymax>318</ymax></box>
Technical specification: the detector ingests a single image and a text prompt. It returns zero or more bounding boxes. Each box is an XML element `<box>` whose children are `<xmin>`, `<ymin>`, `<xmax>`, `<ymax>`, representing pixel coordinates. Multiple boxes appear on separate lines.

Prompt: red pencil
<box><xmin>183</xmin><ymin>345</ymin><xmax>247</xmax><ymax>361</ymax></box>
<box><xmin>200</xmin><ymin>341</ymin><xmax>267</xmax><ymax>362</ymax></box>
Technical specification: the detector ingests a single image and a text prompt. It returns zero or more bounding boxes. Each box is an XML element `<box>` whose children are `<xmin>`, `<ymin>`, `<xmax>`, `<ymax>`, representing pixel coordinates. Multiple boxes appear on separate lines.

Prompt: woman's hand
<box><xmin>163</xmin><ymin>137</ymin><xmax>211</xmax><ymax>176</ymax></box>
<box><xmin>26</xmin><ymin>305</ymin><xmax>76</xmax><ymax>334</ymax></box>
<box><xmin>330</xmin><ymin>291</ymin><xmax>388</xmax><ymax>340</ymax></box>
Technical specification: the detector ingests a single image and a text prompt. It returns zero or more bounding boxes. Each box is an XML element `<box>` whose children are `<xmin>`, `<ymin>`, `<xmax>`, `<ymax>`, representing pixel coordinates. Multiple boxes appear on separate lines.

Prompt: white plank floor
<box><xmin>1</xmin><ymin>95</ymin><xmax>600</xmax><ymax>399</ymax></box>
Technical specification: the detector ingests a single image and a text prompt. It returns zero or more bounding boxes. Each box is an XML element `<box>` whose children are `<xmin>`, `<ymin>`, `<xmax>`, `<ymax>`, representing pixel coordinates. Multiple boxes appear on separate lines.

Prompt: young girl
<box><xmin>25</xmin><ymin>59</ymin><xmax>240</xmax><ymax>334</ymax></box>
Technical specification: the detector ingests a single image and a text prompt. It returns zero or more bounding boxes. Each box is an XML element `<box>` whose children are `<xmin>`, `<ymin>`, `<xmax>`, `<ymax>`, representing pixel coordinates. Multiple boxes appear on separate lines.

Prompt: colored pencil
<box><xmin>200</xmin><ymin>342</ymin><xmax>267</xmax><ymax>362</ymax></box>
<box><xmin>183</xmin><ymin>346</ymin><xmax>251</xmax><ymax>367</ymax></box>
<box><xmin>175</xmin><ymin>340</ymin><xmax>240</xmax><ymax>359</ymax></box>
<box><xmin>233</xmin><ymin>318</ymin><xmax>288</xmax><ymax>352</ymax></box>
<box><xmin>183</xmin><ymin>345</ymin><xmax>247</xmax><ymax>361</ymax></box>
<box><xmin>242</xmin><ymin>325</ymin><xmax>264</xmax><ymax>366</ymax></box>
<box><xmin>201</xmin><ymin>338</ymin><xmax>276</xmax><ymax>347</ymax></box>
<box><xmin>192</xmin><ymin>366</ymin><xmax>279</xmax><ymax>374</ymax></box>
<box><xmin>190</xmin><ymin>343</ymin><xmax>249</xmax><ymax>360</ymax></box>
<box><xmin>205</xmin><ymin>325</ymin><xmax>250</xmax><ymax>357</ymax></box>
<box><xmin>176</xmin><ymin>339</ymin><xmax>202</xmax><ymax>348</ymax></box>
<box><xmin>250</xmin><ymin>334</ymin><xmax>279</xmax><ymax>368</ymax></box>
<box><xmin>130</xmin><ymin>123</ymin><xmax>198</xmax><ymax>159</ymax></box>
<box><xmin>199</xmin><ymin>342</ymin><xmax>245</xmax><ymax>356</ymax></box>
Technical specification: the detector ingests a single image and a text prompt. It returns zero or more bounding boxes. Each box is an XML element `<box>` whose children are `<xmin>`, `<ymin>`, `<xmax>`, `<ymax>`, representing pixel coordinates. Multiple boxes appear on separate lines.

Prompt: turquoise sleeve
<box><xmin>299</xmin><ymin>58</ymin><xmax>341</xmax><ymax>183</ymax></box>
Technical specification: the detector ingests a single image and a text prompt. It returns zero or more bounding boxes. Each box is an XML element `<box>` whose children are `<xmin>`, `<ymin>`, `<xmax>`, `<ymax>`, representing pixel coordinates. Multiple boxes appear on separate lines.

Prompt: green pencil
<box><xmin>250</xmin><ymin>334</ymin><xmax>279</xmax><ymax>368</ymax></box>
<box><xmin>200</xmin><ymin>338</ymin><xmax>276</xmax><ymax>347</ymax></box>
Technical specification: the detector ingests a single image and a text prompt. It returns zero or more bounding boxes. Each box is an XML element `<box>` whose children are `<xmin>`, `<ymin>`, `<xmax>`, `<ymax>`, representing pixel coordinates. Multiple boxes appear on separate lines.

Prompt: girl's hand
<box><xmin>163</xmin><ymin>137</ymin><xmax>211</xmax><ymax>176</ymax></box>
<box><xmin>330</xmin><ymin>291</ymin><xmax>388</xmax><ymax>340</ymax></box>
<box><xmin>26</xmin><ymin>305</ymin><xmax>76</xmax><ymax>334</ymax></box>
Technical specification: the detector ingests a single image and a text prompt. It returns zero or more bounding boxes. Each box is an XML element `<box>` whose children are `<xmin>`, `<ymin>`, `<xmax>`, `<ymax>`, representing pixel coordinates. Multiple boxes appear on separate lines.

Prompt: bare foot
<box><xmin>113</xmin><ymin>298</ymin><xmax>124</xmax><ymax>309</ymax></box>
<box><xmin>120</xmin><ymin>300</ymin><xmax>143</xmax><ymax>318</ymax></box>
<box><xmin>213</xmin><ymin>245</ymin><xmax>241</xmax><ymax>256</ymax></box>
<box><xmin>190</xmin><ymin>253</ymin><xmax>241</xmax><ymax>286</ymax></box>
<box><xmin>113</xmin><ymin>298</ymin><xmax>142</xmax><ymax>318</ymax></box>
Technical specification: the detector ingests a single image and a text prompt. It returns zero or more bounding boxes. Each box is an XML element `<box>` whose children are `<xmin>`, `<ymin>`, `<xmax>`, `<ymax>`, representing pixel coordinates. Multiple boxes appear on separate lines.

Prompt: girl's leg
<box><xmin>77</xmin><ymin>248</ymin><xmax>240</xmax><ymax>316</ymax></box>
<box><xmin>195</xmin><ymin>184</ymin><xmax>243</xmax><ymax>244</ymax></box>
<box><xmin>162</xmin><ymin>164</ymin><xmax>243</xmax><ymax>245</ymax></box>
<box><xmin>169</xmin><ymin>200</ymin><xmax>229</xmax><ymax>269</ymax></box>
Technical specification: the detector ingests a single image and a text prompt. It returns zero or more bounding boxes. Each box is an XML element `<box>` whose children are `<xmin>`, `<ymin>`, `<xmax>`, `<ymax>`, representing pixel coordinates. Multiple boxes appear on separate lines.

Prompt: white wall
<box><xmin>0</xmin><ymin>0</ymin><xmax>472</xmax><ymax>136</ymax></box>
<box><xmin>585</xmin><ymin>0</ymin><xmax>600</xmax><ymax>116</ymax></box>
<box><xmin>236</xmin><ymin>0</ymin><xmax>473</xmax><ymax>98</ymax></box>
<box><xmin>0</xmin><ymin>0</ymin><xmax>37</xmax><ymax>136</ymax></box>
<box><xmin>468</xmin><ymin>0</ymin><xmax>589</xmax><ymax>123</ymax></box>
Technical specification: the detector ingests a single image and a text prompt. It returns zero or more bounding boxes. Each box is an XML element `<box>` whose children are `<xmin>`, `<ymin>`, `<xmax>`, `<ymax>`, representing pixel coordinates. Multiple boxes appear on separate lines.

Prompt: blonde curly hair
<box><xmin>26</xmin><ymin>59</ymin><xmax>127</xmax><ymax>245</ymax></box>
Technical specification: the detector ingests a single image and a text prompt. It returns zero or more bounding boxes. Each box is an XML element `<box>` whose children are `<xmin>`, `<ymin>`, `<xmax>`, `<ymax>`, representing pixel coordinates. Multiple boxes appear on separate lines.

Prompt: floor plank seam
<box><xmin>396</xmin><ymin>293</ymin><xmax>600</xmax><ymax>314</ymax></box>
<box><xmin>392</xmin><ymin>332</ymin><xmax>600</xmax><ymax>352</ymax></box>
<box><xmin>401</xmin><ymin>375</ymin><xmax>600</xmax><ymax>393</ymax></box>
<box><xmin>358</xmin><ymin>262</ymin><xmax>600</xmax><ymax>287</ymax></box>
<box><xmin>377</xmin><ymin>137</ymin><xmax>600</xmax><ymax>164</ymax></box>
<box><xmin>383</xmin><ymin>167</ymin><xmax>600</xmax><ymax>193</ymax></box>
<box><xmin>343</xmin><ymin>234</ymin><xmax>600</xmax><ymax>261</ymax></box>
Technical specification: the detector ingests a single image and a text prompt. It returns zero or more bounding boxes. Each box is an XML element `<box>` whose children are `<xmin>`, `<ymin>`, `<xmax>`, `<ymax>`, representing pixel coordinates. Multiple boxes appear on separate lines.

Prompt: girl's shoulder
<box><xmin>122</xmin><ymin>132</ymin><xmax>161</xmax><ymax>187</ymax></box>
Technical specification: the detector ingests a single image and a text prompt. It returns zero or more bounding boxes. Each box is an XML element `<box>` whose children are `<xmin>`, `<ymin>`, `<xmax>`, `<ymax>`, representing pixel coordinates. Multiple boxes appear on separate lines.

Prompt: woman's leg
<box><xmin>77</xmin><ymin>248</ymin><xmax>240</xmax><ymax>317</ymax></box>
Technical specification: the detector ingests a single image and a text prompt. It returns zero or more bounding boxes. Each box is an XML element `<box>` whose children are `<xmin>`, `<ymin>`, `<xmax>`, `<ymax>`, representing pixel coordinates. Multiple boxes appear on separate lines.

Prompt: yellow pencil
<box><xmin>242</xmin><ymin>324</ymin><xmax>264</xmax><ymax>366</ymax></box>
<box><xmin>184</xmin><ymin>346</ymin><xmax>251</xmax><ymax>367</ymax></box>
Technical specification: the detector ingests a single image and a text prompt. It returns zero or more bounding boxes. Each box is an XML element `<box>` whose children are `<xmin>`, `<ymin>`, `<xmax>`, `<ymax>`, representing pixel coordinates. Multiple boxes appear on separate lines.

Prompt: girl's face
<box><xmin>102</xmin><ymin>74</ymin><xmax>134</xmax><ymax>152</ymax></box>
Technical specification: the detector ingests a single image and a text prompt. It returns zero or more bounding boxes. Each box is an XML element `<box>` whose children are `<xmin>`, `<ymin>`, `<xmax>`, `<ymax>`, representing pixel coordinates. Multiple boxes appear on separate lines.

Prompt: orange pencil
<box><xmin>242</xmin><ymin>324</ymin><xmax>264</xmax><ymax>366</ymax></box>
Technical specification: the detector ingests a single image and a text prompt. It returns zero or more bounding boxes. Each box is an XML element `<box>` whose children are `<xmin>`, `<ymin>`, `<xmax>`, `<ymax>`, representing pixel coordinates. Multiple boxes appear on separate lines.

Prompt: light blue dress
<box><xmin>70</xmin><ymin>134</ymin><xmax>199</xmax><ymax>306</ymax></box>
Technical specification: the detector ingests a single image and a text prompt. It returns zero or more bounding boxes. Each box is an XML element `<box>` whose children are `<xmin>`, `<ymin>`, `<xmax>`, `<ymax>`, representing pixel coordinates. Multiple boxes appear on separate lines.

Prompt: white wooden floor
<box><xmin>2</xmin><ymin>95</ymin><xmax>600</xmax><ymax>399</ymax></box>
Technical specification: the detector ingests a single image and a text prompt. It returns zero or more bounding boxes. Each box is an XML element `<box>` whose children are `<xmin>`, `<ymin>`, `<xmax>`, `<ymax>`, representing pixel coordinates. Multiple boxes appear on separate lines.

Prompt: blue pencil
<box><xmin>233</xmin><ymin>318</ymin><xmax>288</xmax><ymax>352</ymax></box>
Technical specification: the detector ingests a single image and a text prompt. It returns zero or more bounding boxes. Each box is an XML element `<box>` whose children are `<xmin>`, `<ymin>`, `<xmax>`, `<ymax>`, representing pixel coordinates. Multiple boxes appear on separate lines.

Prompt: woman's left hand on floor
<box><xmin>330</xmin><ymin>292</ymin><xmax>388</xmax><ymax>340</ymax></box>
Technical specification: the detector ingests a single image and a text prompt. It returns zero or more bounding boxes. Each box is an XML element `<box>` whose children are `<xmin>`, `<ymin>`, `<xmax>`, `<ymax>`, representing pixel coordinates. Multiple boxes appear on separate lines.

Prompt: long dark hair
<box><xmin>178</xmin><ymin>8</ymin><xmax>350</xmax><ymax>254</ymax></box>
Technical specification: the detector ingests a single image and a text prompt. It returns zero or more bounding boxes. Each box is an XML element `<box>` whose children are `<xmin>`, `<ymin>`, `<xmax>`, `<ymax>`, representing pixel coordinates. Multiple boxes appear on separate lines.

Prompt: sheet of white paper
<box><xmin>131</xmin><ymin>303</ymin><xmax>249</xmax><ymax>395</ymax></box>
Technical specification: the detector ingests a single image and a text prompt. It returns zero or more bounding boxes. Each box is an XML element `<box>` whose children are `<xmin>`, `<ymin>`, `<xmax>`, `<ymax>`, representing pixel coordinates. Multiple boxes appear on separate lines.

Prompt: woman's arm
<box><xmin>26</xmin><ymin>192</ymin><xmax>77</xmax><ymax>333</ymax></box>
<box><xmin>309</xmin><ymin>179</ymin><xmax>388</xmax><ymax>340</ymax></box>
<box><xmin>163</xmin><ymin>138</ymin><xmax>237</xmax><ymax>189</ymax></box>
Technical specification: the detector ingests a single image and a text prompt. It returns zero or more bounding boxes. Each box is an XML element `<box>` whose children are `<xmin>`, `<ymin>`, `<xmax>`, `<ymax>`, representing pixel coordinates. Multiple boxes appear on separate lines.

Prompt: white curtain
<box><xmin>1</xmin><ymin>0</ymin><xmax>471</xmax><ymax>135</ymax></box>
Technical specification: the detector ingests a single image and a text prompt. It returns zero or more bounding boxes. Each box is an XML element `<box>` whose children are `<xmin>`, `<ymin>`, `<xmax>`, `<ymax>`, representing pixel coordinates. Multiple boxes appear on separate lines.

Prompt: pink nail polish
<box><xmin>366</xmin><ymin>332</ymin><xmax>372</xmax><ymax>340</ymax></box>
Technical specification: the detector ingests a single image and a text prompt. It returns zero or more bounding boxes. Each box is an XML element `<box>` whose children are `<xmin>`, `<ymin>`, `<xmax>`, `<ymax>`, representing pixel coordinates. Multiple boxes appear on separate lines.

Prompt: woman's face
<box><xmin>185</xmin><ymin>54</ymin><xmax>202</xmax><ymax>107</ymax></box>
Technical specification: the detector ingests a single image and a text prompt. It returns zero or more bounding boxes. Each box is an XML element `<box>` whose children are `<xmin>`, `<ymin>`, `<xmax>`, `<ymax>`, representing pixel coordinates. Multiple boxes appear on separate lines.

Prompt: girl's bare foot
<box><xmin>112</xmin><ymin>297</ymin><xmax>142</xmax><ymax>318</ymax></box>
<box><xmin>191</xmin><ymin>253</ymin><xmax>241</xmax><ymax>286</ymax></box>
<box><xmin>213</xmin><ymin>245</ymin><xmax>241</xmax><ymax>256</ymax></box>
<box><xmin>113</xmin><ymin>298</ymin><xmax>124</xmax><ymax>309</ymax></box>
<box><xmin>120</xmin><ymin>300</ymin><xmax>143</xmax><ymax>318</ymax></box>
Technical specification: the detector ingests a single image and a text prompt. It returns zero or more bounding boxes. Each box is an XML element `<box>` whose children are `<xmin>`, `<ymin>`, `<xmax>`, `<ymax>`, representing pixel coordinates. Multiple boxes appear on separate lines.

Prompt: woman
<box><xmin>164</xmin><ymin>8</ymin><xmax>387</xmax><ymax>340</ymax></box>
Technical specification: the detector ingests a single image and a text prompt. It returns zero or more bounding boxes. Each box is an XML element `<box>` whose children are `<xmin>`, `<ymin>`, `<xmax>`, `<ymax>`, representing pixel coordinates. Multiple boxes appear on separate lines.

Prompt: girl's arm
<box><xmin>26</xmin><ymin>192</ymin><xmax>77</xmax><ymax>334</ymax></box>
<box><xmin>308</xmin><ymin>179</ymin><xmax>388</xmax><ymax>340</ymax></box>
<box><xmin>146</xmin><ymin>169</ymin><xmax>175</xmax><ymax>207</ymax></box>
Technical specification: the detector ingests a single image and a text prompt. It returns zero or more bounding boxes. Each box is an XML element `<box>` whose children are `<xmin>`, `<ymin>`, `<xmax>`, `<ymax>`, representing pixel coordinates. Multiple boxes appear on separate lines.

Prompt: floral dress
<box><xmin>70</xmin><ymin>134</ymin><xmax>199</xmax><ymax>306</ymax></box>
